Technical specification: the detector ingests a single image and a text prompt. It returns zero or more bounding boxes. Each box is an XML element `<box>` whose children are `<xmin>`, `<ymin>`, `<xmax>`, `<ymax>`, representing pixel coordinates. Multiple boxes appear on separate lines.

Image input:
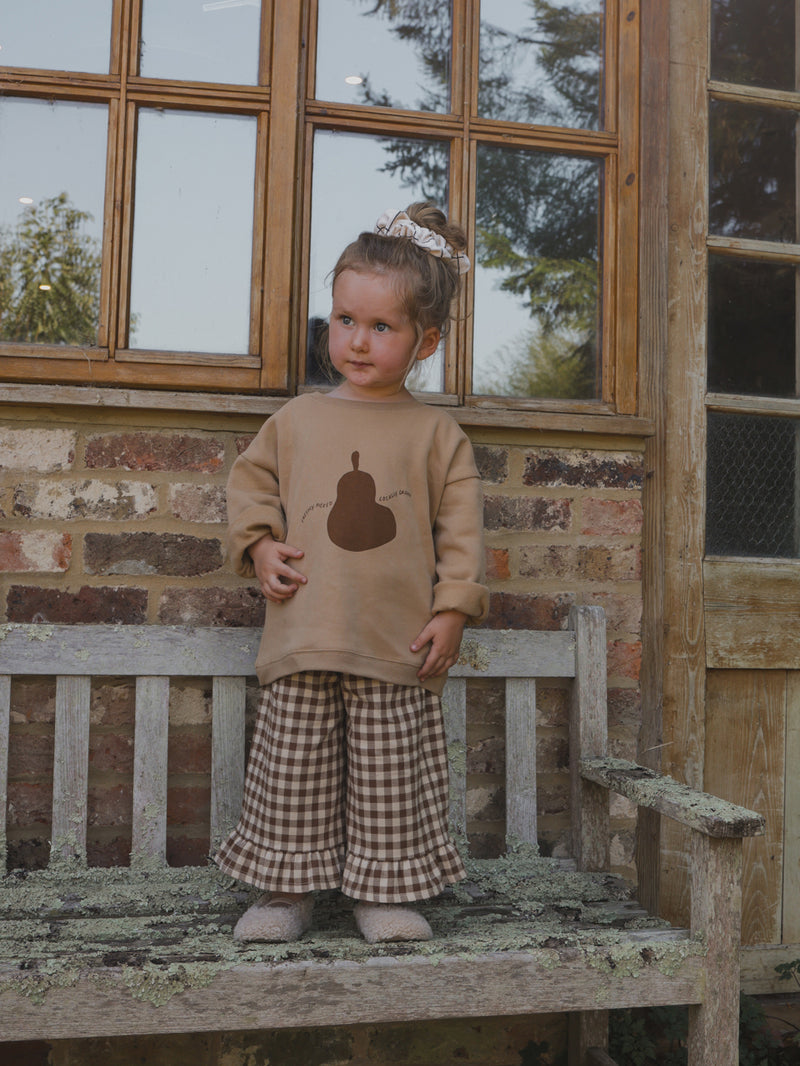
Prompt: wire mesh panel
<box><xmin>706</xmin><ymin>411</ymin><xmax>799</xmax><ymax>558</ymax></box>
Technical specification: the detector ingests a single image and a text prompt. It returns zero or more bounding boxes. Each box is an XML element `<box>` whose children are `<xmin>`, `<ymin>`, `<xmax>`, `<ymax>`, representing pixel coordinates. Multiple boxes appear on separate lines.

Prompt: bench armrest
<box><xmin>580</xmin><ymin>756</ymin><xmax>765</xmax><ymax>838</ymax></box>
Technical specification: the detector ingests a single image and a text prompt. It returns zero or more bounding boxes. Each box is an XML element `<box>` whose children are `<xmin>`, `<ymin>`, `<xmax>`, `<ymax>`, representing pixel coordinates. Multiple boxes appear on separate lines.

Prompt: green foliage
<box><xmin>0</xmin><ymin>192</ymin><xmax>101</xmax><ymax>346</ymax></box>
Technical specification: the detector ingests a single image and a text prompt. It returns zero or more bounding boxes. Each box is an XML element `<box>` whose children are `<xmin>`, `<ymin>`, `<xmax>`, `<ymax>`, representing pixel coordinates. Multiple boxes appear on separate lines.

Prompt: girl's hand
<box><xmin>411</xmin><ymin>610</ymin><xmax>468</xmax><ymax>682</ymax></box>
<box><xmin>248</xmin><ymin>535</ymin><xmax>306</xmax><ymax>603</ymax></box>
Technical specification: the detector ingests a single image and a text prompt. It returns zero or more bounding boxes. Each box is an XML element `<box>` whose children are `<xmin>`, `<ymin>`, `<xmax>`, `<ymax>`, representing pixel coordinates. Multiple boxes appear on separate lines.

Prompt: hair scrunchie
<box><xmin>374</xmin><ymin>209</ymin><xmax>471</xmax><ymax>275</ymax></box>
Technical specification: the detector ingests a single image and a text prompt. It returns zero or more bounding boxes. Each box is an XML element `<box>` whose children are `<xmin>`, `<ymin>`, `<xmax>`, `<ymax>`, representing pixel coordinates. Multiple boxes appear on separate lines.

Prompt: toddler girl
<box><xmin>216</xmin><ymin>203</ymin><xmax>488</xmax><ymax>944</ymax></box>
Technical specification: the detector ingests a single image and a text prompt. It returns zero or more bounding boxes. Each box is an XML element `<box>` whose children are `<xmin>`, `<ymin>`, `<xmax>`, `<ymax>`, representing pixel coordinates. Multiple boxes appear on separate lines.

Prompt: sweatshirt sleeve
<box><xmin>430</xmin><ymin>435</ymin><xmax>489</xmax><ymax>623</ymax></box>
<box><xmin>226</xmin><ymin>416</ymin><xmax>286</xmax><ymax>579</ymax></box>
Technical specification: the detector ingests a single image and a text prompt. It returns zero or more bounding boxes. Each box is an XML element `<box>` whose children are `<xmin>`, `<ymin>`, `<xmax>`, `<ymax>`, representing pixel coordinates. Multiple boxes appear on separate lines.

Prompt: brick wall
<box><xmin>1</xmin><ymin>405</ymin><xmax>645</xmax><ymax>1065</ymax></box>
<box><xmin>1</xmin><ymin>412</ymin><xmax>644</xmax><ymax>875</ymax></box>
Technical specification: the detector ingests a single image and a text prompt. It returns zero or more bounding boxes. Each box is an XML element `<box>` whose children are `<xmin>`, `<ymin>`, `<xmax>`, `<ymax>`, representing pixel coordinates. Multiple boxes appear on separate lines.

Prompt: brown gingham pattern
<box><xmin>214</xmin><ymin>671</ymin><xmax>466</xmax><ymax>903</ymax></box>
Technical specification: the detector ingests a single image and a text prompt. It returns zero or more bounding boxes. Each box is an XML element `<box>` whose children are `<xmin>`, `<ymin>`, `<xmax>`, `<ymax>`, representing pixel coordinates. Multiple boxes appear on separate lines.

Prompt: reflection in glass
<box><xmin>0</xmin><ymin>0</ymin><xmax>112</xmax><ymax>74</ymax></box>
<box><xmin>711</xmin><ymin>0</ymin><xmax>795</xmax><ymax>92</ymax></box>
<box><xmin>472</xmin><ymin>145</ymin><xmax>601</xmax><ymax>399</ymax></box>
<box><xmin>129</xmin><ymin>110</ymin><xmax>256</xmax><ymax>353</ymax></box>
<box><xmin>478</xmin><ymin>0</ymin><xmax>604</xmax><ymax>130</ymax></box>
<box><xmin>707</xmin><ymin>411</ymin><xmax>799</xmax><ymax>557</ymax></box>
<box><xmin>307</xmin><ymin>130</ymin><xmax>450</xmax><ymax>393</ymax></box>
<box><xmin>140</xmin><ymin>0</ymin><xmax>261</xmax><ymax>84</ymax></box>
<box><xmin>0</xmin><ymin>99</ymin><xmax>107</xmax><ymax>346</ymax></box>
<box><xmin>315</xmin><ymin>0</ymin><xmax>451</xmax><ymax>113</ymax></box>
<box><xmin>709</xmin><ymin>100</ymin><xmax>796</xmax><ymax>242</ymax></box>
<box><xmin>708</xmin><ymin>256</ymin><xmax>796</xmax><ymax>398</ymax></box>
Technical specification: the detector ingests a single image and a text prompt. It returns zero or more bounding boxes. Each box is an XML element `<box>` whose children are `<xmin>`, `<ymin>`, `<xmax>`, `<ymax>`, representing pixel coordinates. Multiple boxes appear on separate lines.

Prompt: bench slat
<box><xmin>442</xmin><ymin>678</ymin><xmax>467</xmax><ymax>838</ymax></box>
<box><xmin>52</xmin><ymin>676</ymin><xmax>91</xmax><ymax>867</ymax></box>
<box><xmin>211</xmin><ymin>676</ymin><xmax>246</xmax><ymax>851</ymax></box>
<box><xmin>0</xmin><ymin>625</ymin><xmax>577</xmax><ymax>679</ymax></box>
<box><xmin>131</xmin><ymin>677</ymin><xmax>170</xmax><ymax>868</ymax></box>
<box><xmin>505</xmin><ymin>677</ymin><xmax>537</xmax><ymax>848</ymax></box>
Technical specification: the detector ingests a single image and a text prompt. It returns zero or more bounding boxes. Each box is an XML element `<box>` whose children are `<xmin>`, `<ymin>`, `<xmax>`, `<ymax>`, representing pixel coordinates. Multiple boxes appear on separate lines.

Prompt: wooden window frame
<box><xmin>0</xmin><ymin>0</ymin><xmax>642</xmax><ymax>424</ymax></box>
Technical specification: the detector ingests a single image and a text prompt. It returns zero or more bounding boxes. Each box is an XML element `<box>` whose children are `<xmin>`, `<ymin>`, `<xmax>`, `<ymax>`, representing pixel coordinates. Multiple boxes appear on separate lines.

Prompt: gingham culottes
<box><xmin>214</xmin><ymin>671</ymin><xmax>466</xmax><ymax>903</ymax></box>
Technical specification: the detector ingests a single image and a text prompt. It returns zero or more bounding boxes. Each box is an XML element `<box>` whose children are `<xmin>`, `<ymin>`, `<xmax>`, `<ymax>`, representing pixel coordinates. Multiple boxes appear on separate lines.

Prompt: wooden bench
<box><xmin>0</xmin><ymin>606</ymin><xmax>764</xmax><ymax>1064</ymax></box>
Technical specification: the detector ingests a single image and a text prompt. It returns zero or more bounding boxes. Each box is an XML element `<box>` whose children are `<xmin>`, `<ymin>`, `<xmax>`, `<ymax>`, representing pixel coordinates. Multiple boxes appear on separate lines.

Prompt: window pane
<box><xmin>709</xmin><ymin>100</ymin><xmax>797</xmax><ymax>243</ymax></box>
<box><xmin>129</xmin><ymin>110</ymin><xmax>256</xmax><ymax>354</ymax></box>
<box><xmin>711</xmin><ymin>0</ymin><xmax>796</xmax><ymax>92</ymax></box>
<box><xmin>139</xmin><ymin>0</ymin><xmax>261</xmax><ymax>84</ymax></box>
<box><xmin>307</xmin><ymin>130</ymin><xmax>450</xmax><ymax>393</ymax></box>
<box><xmin>0</xmin><ymin>0</ymin><xmax>112</xmax><ymax>74</ymax></box>
<box><xmin>478</xmin><ymin>0</ymin><xmax>604</xmax><ymax>130</ymax></box>
<box><xmin>0</xmin><ymin>99</ymin><xmax>107</xmax><ymax>347</ymax></box>
<box><xmin>707</xmin><ymin>411</ymin><xmax>800</xmax><ymax>557</ymax></box>
<box><xmin>708</xmin><ymin>256</ymin><xmax>796</xmax><ymax>397</ymax></box>
<box><xmin>315</xmin><ymin>0</ymin><xmax>451</xmax><ymax>113</ymax></box>
<box><xmin>472</xmin><ymin>145</ymin><xmax>601</xmax><ymax>399</ymax></box>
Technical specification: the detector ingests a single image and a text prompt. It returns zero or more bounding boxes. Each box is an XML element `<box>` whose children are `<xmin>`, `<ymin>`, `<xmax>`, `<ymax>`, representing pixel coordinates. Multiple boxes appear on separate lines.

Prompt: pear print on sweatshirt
<box><xmin>327</xmin><ymin>451</ymin><xmax>397</xmax><ymax>552</ymax></box>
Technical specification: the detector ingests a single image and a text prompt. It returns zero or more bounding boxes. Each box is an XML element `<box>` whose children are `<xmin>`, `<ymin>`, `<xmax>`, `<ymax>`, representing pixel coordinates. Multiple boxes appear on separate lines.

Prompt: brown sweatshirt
<box><xmin>227</xmin><ymin>392</ymin><xmax>488</xmax><ymax>694</ymax></box>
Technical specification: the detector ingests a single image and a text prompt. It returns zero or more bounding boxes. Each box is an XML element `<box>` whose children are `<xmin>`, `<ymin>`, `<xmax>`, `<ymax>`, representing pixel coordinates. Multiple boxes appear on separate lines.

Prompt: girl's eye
<box><xmin>375</xmin><ymin>322</ymin><xmax>388</xmax><ymax>333</ymax></box>
<box><xmin>340</xmin><ymin>315</ymin><xmax>352</xmax><ymax>326</ymax></box>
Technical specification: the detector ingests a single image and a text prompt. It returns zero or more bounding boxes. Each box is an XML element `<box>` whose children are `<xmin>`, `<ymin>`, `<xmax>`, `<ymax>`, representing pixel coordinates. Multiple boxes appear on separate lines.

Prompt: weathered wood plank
<box><xmin>569</xmin><ymin>605</ymin><xmax>609</xmax><ymax>871</ymax></box>
<box><xmin>586</xmin><ymin>1049</ymin><xmax>618</xmax><ymax>1066</ymax></box>
<box><xmin>688</xmin><ymin>835</ymin><xmax>742</xmax><ymax>1065</ymax></box>
<box><xmin>505</xmin><ymin>678</ymin><xmax>537</xmax><ymax>847</ymax></box>
<box><xmin>783</xmin><ymin>673</ymin><xmax>800</xmax><ymax>944</ymax></box>
<box><xmin>0</xmin><ymin>951</ymin><xmax>707</xmax><ymax>1042</ymax></box>
<box><xmin>580</xmin><ymin>757</ymin><xmax>765</xmax><ymax>837</ymax></box>
<box><xmin>0</xmin><ymin>625</ymin><xmax>577</xmax><ymax>680</ymax></box>
<box><xmin>210</xmin><ymin>676</ymin><xmax>246</xmax><ymax>852</ymax></box>
<box><xmin>442</xmin><ymin>678</ymin><xmax>467</xmax><ymax>838</ymax></box>
<box><xmin>51</xmin><ymin>676</ymin><xmax>91</xmax><ymax>867</ymax></box>
<box><xmin>705</xmin><ymin>669</ymin><xmax>784</xmax><ymax>945</ymax></box>
<box><xmin>131</xmin><ymin>677</ymin><xmax>170</xmax><ymax>868</ymax></box>
<box><xmin>704</xmin><ymin>560</ymin><xmax>800</xmax><ymax>669</ymax></box>
<box><xmin>0</xmin><ymin>676</ymin><xmax>9</xmax><ymax>873</ymax></box>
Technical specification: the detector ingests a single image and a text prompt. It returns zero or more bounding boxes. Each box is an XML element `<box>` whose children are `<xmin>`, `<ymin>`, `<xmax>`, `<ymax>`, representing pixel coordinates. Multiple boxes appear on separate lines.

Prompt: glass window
<box><xmin>711</xmin><ymin>0</ymin><xmax>796</xmax><ymax>92</ymax></box>
<box><xmin>478</xmin><ymin>0</ymin><xmax>604</xmax><ymax>130</ymax></box>
<box><xmin>709</xmin><ymin>100</ymin><xmax>797</xmax><ymax>243</ymax></box>
<box><xmin>472</xmin><ymin>145</ymin><xmax>601</xmax><ymax>399</ymax></box>
<box><xmin>128</xmin><ymin>109</ymin><xmax>257</xmax><ymax>354</ymax></box>
<box><xmin>306</xmin><ymin>129</ymin><xmax>450</xmax><ymax>392</ymax></box>
<box><xmin>708</xmin><ymin>256</ymin><xmax>796</xmax><ymax>398</ymax></box>
<box><xmin>315</xmin><ymin>0</ymin><xmax>451</xmax><ymax>113</ymax></box>
<box><xmin>706</xmin><ymin>411</ymin><xmax>800</xmax><ymax>557</ymax></box>
<box><xmin>0</xmin><ymin>98</ymin><xmax>108</xmax><ymax>346</ymax></box>
<box><xmin>0</xmin><ymin>0</ymin><xmax>112</xmax><ymax>74</ymax></box>
<box><xmin>139</xmin><ymin>0</ymin><xmax>262</xmax><ymax>84</ymax></box>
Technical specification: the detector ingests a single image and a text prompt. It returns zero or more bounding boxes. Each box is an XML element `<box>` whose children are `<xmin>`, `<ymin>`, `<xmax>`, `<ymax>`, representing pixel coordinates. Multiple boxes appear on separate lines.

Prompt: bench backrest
<box><xmin>0</xmin><ymin>606</ymin><xmax>606</xmax><ymax>874</ymax></box>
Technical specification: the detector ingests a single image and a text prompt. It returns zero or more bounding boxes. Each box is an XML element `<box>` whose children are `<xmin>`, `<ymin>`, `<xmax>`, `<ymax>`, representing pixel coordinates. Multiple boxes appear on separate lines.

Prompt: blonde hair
<box><xmin>330</xmin><ymin>201</ymin><xmax>467</xmax><ymax>340</ymax></box>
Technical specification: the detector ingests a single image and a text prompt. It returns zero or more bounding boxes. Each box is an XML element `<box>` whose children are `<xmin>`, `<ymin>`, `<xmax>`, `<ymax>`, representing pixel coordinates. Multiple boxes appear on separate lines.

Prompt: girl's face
<box><xmin>328</xmin><ymin>269</ymin><xmax>439</xmax><ymax>401</ymax></box>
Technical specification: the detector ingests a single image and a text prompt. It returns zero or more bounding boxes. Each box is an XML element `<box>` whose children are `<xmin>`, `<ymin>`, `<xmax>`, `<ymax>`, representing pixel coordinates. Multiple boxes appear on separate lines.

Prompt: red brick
<box><xmin>0</xmin><ymin>531</ymin><xmax>71</xmax><ymax>573</ymax></box>
<box><xmin>167</xmin><ymin>785</ymin><xmax>210</xmax><ymax>826</ymax></box>
<box><xmin>523</xmin><ymin>448</ymin><xmax>644</xmax><ymax>489</ymax></box>
<box><xmin>84</xmin><ymin>532</ymin><xmax>223</xmax><ymax>577</ymax></box>
<box><xmin>87</xmin><ymin>836</ymin><xmax>133</xmax><ymax>867</ymax></box>
<box><xmin>10</xmin><ymin>681</ymin><xmax>55</xmax><ymax>724</ymax></box>
<box><xmin>168</xmin><ymin>731</ymin><xmax>211</xmax><ymax>775</ymax></box>
<box><xmin>85</xmin><ymin>432</ymin><xmax>225</xmax><ymax>472</ymax></box>
<box><xmin>575</xmin><ymin>545</ymin><xmax>641</xmax><ymax>582</ymax></box>
<box><xmin>87</xmin><ymin>784</ymin><xmax>132</xmax><ymax>827</ymax></box>
<box><xmin>158</xmin><ymin>586</ymin><xmax>265</xmax><ymax>626</ymax></box>
<box><xmin>485</xmin><ymin>547</ymin><xmax>510</xmax><ymax>581</ymax></box>
<box><xmin>608</xmin><ymin>687</ymin><xmax>642</xmax><ymax>734</ymax></box>
<box><xmin>473</xmin><ymin>444</ymin><xmax>509</xmax><ymax>484</ymax></box>
<box><xmin>7</xmin><ymin>782</ymin><xmax>52</xmax><ymax>825</ymax></box>
<box><xmin>89</xmin><ymin>734</ymin><xmax>134</xmax><ymax>774</ymax></box>
<box><xmin>235</xmin><ymin>434</ymin><xmax>256</xmax><ymax>455</ymax></box>
<box><xmin>467</xmin><ymin>736</ymin><xmax>504</xmax><ymax>775</ymax></box>
<box><xmin>607</xmin><ymin>640</ymin><xmax>642</xmax><ymax>681</ymax></box>
<box><xmin>484</xmin><ymin>495</ymin><xmax>572</xmax><ymax>533</ymax></box>
<box><xmin>6</xmin><ymin>585</ymin><xmax>148</xmax><ymax>624</ymax></box>
<box><xmin>584</xmin><ymin>592</ymin><xmax>642</xmax><ymax>633</ymax></box>
<box><xmin>8</xmin><ymin>734</ymin><xmax>53</xmax><ymax>776</ymax></box>
<box><xmin>581</xmin><ymin>497</ymin><xmax>643</xmax><ymax>536</ymax></box>
<box><xmin>91</xmin><ymin>683</ymin><xmax>135</xmax><ymax>728</ymax></box>
<box><xmin>483</xmin><ymin>592</ymin><xmax>574</xmax><ymax>630</ymax></box>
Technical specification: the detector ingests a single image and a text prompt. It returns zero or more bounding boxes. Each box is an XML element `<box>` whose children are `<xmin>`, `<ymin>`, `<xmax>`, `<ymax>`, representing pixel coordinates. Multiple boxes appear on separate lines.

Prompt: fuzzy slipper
<box><xmin>353</xmin><ymin>902</ymin><xmax>433</xmax><ymax>944</ymax></box>
<box><xmin>233</xmin><ymin>893</ymin><xmax>314</xmax><ymax>943</ymax></box>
